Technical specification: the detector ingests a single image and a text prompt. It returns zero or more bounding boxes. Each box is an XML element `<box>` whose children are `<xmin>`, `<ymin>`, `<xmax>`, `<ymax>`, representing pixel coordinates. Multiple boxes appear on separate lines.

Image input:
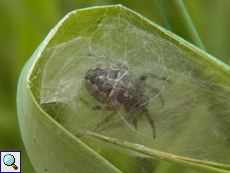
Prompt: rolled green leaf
<box><xmin>17</xmin><ymin>5</ymin><xmax>230</xmax><ymax>172</ymax></box>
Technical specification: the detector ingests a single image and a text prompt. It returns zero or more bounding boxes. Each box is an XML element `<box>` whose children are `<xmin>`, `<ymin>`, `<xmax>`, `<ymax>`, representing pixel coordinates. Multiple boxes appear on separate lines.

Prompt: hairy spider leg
<box><xmin>97</xmin><ymin>110</ymin><xmax>118</xmax><ymax>127</ymax></box>
<box><xmin>142</xmin><ymin>107</ymin><xmax>156</xmax><ymax>138</ymax></box>
<box><xmin>128</xmin><ymin>113</ymin><xmax>138</xmax><ymax>131</ymax></box>
<box><xmin>79</xmin><ymin>98</ymin><xmax>115</xmax><ymax>111</ymax></box>
<box><xmin>149</xmin><ymin>86</ymin><xmax>164</xmax><ymax>105</ymax></box>
<box><xmin>140</xmin><ymin>73</ymin><xmax>172</xmax><ymax>105</ymax></box>
<box><xmin>79</xmin><ymin>98</ymin><xmax>119</xmax><ymax>127</ymax></box>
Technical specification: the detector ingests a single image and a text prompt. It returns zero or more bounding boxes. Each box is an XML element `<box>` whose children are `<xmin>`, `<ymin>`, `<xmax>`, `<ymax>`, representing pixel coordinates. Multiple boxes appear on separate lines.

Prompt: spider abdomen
<box><xmin>85</xmin><ymin>64</ymin><xmax>133</xmax><ymax>106</ymax></box>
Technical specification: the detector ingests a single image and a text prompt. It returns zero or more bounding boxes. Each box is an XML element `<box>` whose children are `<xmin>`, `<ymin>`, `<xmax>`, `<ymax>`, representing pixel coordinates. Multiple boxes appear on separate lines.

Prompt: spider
<box><xmin>80</xmin><ymin>63</ymin><xmax>171</xmax><ymax>138</ymax></box>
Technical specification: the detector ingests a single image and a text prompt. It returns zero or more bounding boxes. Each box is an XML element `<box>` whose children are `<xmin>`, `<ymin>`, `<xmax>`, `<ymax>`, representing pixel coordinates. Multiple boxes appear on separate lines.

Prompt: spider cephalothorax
<box><xmin>81</xmin><ymin>63</ymin><xmax>171</xmax><ymax>138</ymax></box>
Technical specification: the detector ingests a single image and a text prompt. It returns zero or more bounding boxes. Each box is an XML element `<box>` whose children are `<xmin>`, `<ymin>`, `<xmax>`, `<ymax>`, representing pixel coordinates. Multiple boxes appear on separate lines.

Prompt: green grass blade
<box><xmin>87</xmin><ymin>131</ymin><xmax>230</xmax><ymax>173</ymax></box>
<box><xmin>156</xmin><ymin>0</ymin><xmax>205</xmax><ymax>50</ymax></box>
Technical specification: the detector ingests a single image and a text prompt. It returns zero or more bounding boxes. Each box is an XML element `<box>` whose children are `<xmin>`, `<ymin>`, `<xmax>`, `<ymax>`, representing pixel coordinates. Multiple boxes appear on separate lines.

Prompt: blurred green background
<box><xmin>1</xmin><ymin>0</ymin><xmax>230</xmax><ymax>172</ymax></box>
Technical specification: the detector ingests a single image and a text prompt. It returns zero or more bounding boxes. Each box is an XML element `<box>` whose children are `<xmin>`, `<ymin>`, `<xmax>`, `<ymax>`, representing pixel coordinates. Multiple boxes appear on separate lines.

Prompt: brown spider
<box><xmin>80</xmin><ymin>63</ymin><xmax>171</xmax><ymax>138</ymax></box>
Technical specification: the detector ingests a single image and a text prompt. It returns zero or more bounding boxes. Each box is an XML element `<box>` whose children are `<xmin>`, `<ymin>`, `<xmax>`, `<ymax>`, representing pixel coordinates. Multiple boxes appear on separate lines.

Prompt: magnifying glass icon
<box><xmin>3</xmin><ymin>154</ymin><xmax>18</xmax><ymax>170</ymax></box>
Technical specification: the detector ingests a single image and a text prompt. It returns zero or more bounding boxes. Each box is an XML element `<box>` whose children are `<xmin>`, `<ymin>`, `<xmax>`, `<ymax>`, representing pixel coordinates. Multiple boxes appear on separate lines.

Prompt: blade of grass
<box><xmin>86</xmin><ymin>131</ymin><xmax>230</xmax><ymax>173</ymax></box>
<box><xmin>155</xmin><ymin>0</ymin><xmax>205</xmax><ymax>51</ymax></box>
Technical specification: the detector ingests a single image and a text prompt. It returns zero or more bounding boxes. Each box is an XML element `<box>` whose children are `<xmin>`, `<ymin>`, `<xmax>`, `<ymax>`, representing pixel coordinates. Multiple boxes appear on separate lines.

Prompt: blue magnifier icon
<box><xmin>3</xmin><ymin>154</ymin><xmax>18</xmax><ymax>170</ymax></box>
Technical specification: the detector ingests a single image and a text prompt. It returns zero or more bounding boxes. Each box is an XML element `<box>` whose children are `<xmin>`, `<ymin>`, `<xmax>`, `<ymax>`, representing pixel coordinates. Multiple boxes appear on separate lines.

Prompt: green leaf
<box><xmin>17</xmin><ymin>5</ymin><xmax>230</xmax><ymax>172</ymax></box>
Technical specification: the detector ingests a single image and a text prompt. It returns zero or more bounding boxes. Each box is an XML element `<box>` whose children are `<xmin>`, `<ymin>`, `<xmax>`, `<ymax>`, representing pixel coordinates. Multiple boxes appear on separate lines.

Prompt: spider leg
<box><xmin>80</xmin><ymin>98</ymin><xmax>114</xmax><ymax>111</ymax></box>
<box><xmin>80</xmin><ymin>98</ymin><xmax>119</xmax><ymax>127</ymax></box>
<box><xmin>142</xmin><ymin>107</ymin><xmax>156</xmax><ymax>138</ymax></box>
<box><xmin>140</xmin><ymin>73</ymin><xmax>172</xmax><ymax>84</ymax></box>
<box><xmin>139</xmin><ymin>73</ymin><xmax>171</xmax><ymax>105</ymax></box>
<box><xmin>148</xmin><ymin>87</ymin><xmax>164</xmax><ymax>105</ymax></box>
<box><xmin>97</xmin><ymin>109</ymin><xmax>118</xmax><ymax>127</ymax></box>
<box><xmin>129</xmin><ymin>113</ymin><xmax>138</xmax><ymax>131</ymax></box>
